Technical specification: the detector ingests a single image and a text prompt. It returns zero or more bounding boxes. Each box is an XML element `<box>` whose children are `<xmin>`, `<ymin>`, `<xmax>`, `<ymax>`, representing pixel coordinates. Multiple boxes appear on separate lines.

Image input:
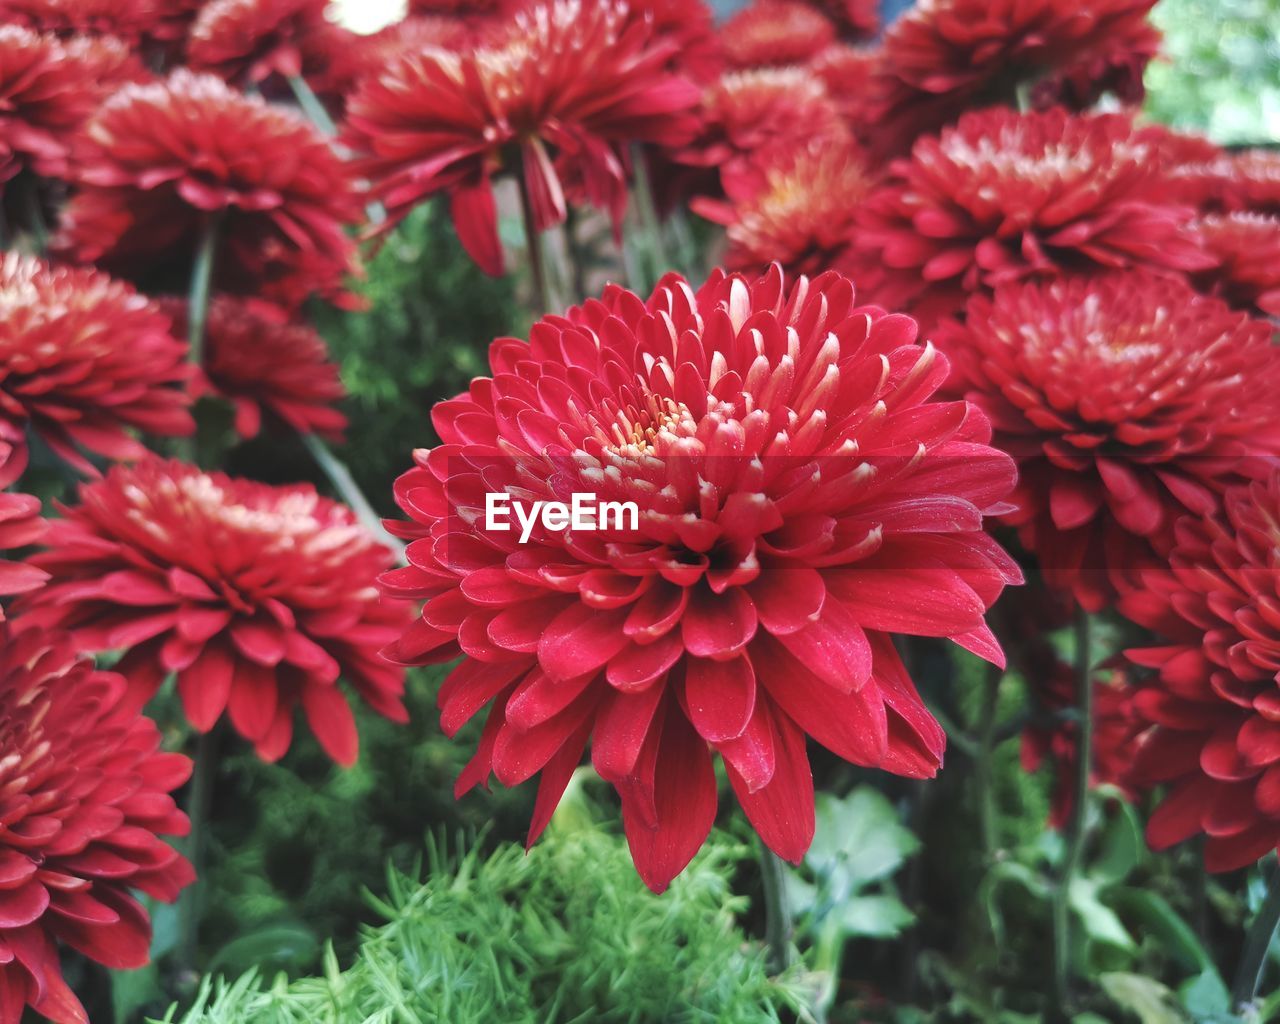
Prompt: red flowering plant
<box><xmin>720</xmin><ymin>0</ymin><xmax>836</xmax><ymax>70</ymax></box>
<box><xmin>343</xmin><ymin>0</ymin><xmax>702</xmax><ymax>276</ymax></box>
<box><xmin>379</xmin><ymin>265</ymin><xmax>1021</xmax><ymax>891</ymax></box>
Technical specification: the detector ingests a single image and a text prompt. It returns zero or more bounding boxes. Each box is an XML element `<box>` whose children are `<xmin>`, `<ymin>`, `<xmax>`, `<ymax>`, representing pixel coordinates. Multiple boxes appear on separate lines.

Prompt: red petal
<box><xmin>684</xmin><ymin>655</ymin><xmax>756</xmax><ymax>742</ymax></box>
<box><xmin>727</xmin><ymin>705</ymin><xmax>814</xmax><ymax>862</ymax></box>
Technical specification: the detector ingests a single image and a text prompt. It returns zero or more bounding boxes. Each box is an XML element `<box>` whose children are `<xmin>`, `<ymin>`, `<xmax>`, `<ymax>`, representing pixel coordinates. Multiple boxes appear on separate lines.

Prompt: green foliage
<box><xmin>155</xmin><ymin>829</ymin><xmax>805</xmax><ymax>1024</ymax></box>
<box><xmin>1145</xmin><ymin>0</ymin><xmax>1280</xmax><ymax>141</ymax></box>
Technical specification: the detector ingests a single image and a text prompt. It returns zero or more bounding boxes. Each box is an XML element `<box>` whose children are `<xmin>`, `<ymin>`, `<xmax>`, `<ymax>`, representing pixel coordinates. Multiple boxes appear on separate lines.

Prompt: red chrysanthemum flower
<box><xmin>0</xmin><ymin>492</ymin><xmax>46</xmax><ymax>605</ymax></box>
<box><xmin>408</xmin><ymin>0</ymin><xmax>501</xmax><ymax>16</ymax></box>
<box><xmin>0</xmin><ymin>0</ymin><xmax>157</xmax><ymax>41</ymax></box>
<box><xmin>0</xmin><ymin>28</ymin><xmax>144</xmax><ymax>187</ymax></box>
<box><xmin>938</xmin><ymin>271</ymin><xmax>1280</xmax><ymax>610</ymax></box>
<box><xmin>871</xmin><ymin>0</ymin><xmax>1159</xmax><ymax>154</ymax></box>
<box><xmin>55</xmin><ymin>71</ymin><xmax>363</xmax><ymax>310</ymax></box>
<box><xmin>1194</xmin><ymin>212</ymin><xmax>1280</xmax><ymax>318</ymax></box>
<box><xmin>0</xmin><ymin>253</ymin><xmax>193</xmax><ymax>488</ymax></box>
<box><xmin>672</xmin><ymin>67</ymin><xmax>849</xmax><ymax>189</ymax></box>
<box><xmin>318</xmin><ymin>15</ymin><xmax>473</xmax><ymax>97</ymax></box>
<box><xmin>379</xmin><ymin>266</ymin><xmax>1021</xmax><ymax>892</ymax></box>
<box><xmin>160</xmin><ymin>295</ymin><xmax>347</xmax><ymax>441</ymax></box>
<box><xmin>720</xmin><ymin>0</ymin><xmax>836</xmax><ymax>70</ymax></box>
<box><xmin>188</xmin><ymin>0</ymin><xmax>329</xmax><ymax>85</ymax></box>
<box><xmin>692</xmin><ymin>141</ymin><xmax>875</xmax><ymax>278</ymax></box>
<box><xmin>0</xmin><ymin>622</ymin><xmax>193</xmax><ymax>1024</ymax></box>
<box><xmin>1021</xmin><ymin>667</ymin><xmax>1146</xmax><ymax>829</ymax></box>
<box><xmin>805</xmin><ymin>0</ymin><xmax>877</xmax><ymax>40</ymax></box>
<box><xmin>1217</xmin><ymin>150</ymin><xmax>1280</xmax><ymax>215</ymax></box>
<box><xmin>855</xmin><ymin>108</ymin><xmax>1215</xmax><ymax>321</ymax></box>
<box><xmin>809</xmin><ymin>43</ymin><xmax>879</xmax><ymax>128</ymax></box>
<box><xmin>627</xmin><ymin>0</ymin><xmax>722</xmax><ymax>83</ymax></box>
<box><xmin>1120</xmin><ymin>472</ymin><xmax>1280</xmax><ymax>871</ymax></box>
<box><xmin>343</xmin><ymin>0</ymin><xmax>701</xmax><ymax>276</ymax></box>
<box><xmin>21</xmin><ymin>458</ymin><xmax>408</xmax><ymax>765</ymax></box>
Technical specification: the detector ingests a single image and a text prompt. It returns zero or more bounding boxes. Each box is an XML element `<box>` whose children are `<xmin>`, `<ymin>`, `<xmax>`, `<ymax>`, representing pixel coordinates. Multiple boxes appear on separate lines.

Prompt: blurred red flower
<box><xmin>343</xmin><ymin>0</ymin><xmax>701</xmax><ymax>275</ymax></box>
<box><xmin>379</xmin><ymin>266</ymin><xmax>1021</xmax><ymax>891</ymax></box>
<box><xmin>673</xmin><ymin>66</ymin><xmax>849</xmax><ymax>189</ymax></box>
<box><xmin>1194</xmin><ymin>212</ymin><xmax>1280</xmax><ymax>318</ymax></box>
<box><xmin>188</xmin><ymin>0</ymin><xmax>329</xmax><ymax>86</ymax></box>
<box><xmin>939</xmin><ymin>271</ymin><xmax>1280</xmax><ymax>610</ymax></box>
<box><xmin>1021</xmin><ymin>668</ymin><xmax>1147</xmax><ymax>829</ymax></box>
<box><xmin>692</xmin><ymin>141</ymin><xmax>875</xmax><ymax>278</ymax></box>
<box><xmin>855</xmin><ymin>108</ymin><xmax>1215</xmax><ymax>321</ymax></box>
<box><xmin>0</xmin><ymin>492</ymin><xmax>47</xmax><ymax>604</ymax></box>
<box><xmin>0</xmin><ymin>28</ymin><xmax>142</xmax><ymax>186</ymax></box>
<box><xmin>805</xmin><ymin>0</ymin><xmax>877</xmax><ymax>39</ymax></box>
<box><xmin>808</xmin><ymin>43</ymin><xmax>879</xmax><ymax>128</ymax></box>
<box><xmin>22</xmin><ymin>458</ymin><xmax>408</xmax><ymax>766</ymax></box>
<box><xmin>720</xmin><ymin>0</ymin><xmax>836</xmax><ymax>70</ymax></box>
<box><xmin>871</xmin><ymin>0</ymin><xmax>1159</xmax><ymax>153</ymax></box>
<box><xmin>0</xmin><ymin>0</ymin><xmax>157</xmax><ymax>41</ymax></box>
<box><xmin>0</xmin><ymin>253</ymin><xmax>193</xmax><ymax>488</ymax></box>
<box><xmin>161</xmin><ymin>295</ymin><xmax>347</xmax><ymax>441</ymax></box>
<box><xmin>1122</xmin><ymin>473</ymin><xmax>1280</xmax><ymax>871</ymax></box>
<box><xmin>55</xmin><ymin>70</ymin><xmax>363</xmax><ymax>309</ymax></box>
<box><xmin>0</xmin><ymin>622</ymin><xmax>193</xmax><ymax>1024</ymax></box>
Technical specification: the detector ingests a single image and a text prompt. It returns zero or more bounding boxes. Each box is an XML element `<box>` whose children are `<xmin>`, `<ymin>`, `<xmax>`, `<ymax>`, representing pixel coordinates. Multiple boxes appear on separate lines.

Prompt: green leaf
<box><xmin>839</xmin><ymin>894</ymin><xmax>916</xmax><ymax>939</ymax></box>
<box><xmin>1091</xmin><ymin>797</ymin><xmax>1144</xmax><ymax>886</ymax></box>
<box><xmin>112</xmin><ymin>962</ymin><xmax>160</xmax><ymax>1023</ymax></box>
<box><xmin>1070</xmin><ymin>877</ymin><xmax>1136</xmax><ymax>954</ymax></box>
<box><xmin>205</xmin><ymin>923</ymin><xmax>321</xmax><ymax>978</ymax></box>
<box><xmin>806</xmin><ymin>789</ymin><xmax>919</xmax><ymax>884</ymax></box>
<box><xmin>1107</xmin><ymin>889</ymin><xmax>1214</xmax><ymax>973</ymax></box>
<box><xmin>1099</xmin><ymin>971</ymin><xmax>1190</xmax><ymax>1024</ymax></box>
<box><xmin>1178</xmin><ymin>968</ymin><xmax>1233</xmax><ymax>1022</ymax></box>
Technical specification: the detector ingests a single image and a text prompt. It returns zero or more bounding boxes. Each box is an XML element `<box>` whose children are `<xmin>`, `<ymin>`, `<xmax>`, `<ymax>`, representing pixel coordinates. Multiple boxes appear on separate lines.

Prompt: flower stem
<box><xmin>300</xmin><ymin>431</ymin><xmax>406</xmax><ymax>563</ymax></box>
<box><xmin>178</xmin><ymin>728</ymin><xmax>219</xmax><ymax>971</ymax></box>
<box><xmin>975</xmin><ymin>661</ymin><xmax>1003</xmax><ymax>857</ymax></box>
<box><xmin>1232</xmin><ymin>860</ymin><xmax>1280</xmax><ymax>1010</ymax></box>
<box><xmin>1052</xmin><ymin>606</ymin><xmax>1093</xmax><ymax>1013</ymax></box>
<box><xmin>630</xmin><ymin>142</ymin><xmax>670</xmax><ymax>287</ymax></box>
<box><xmin>186</xmin><ymin>217</ymin><xmax>220</xmax><ymax>370</ymax></box>
<box><xmin>515</xmin><ymin>171</ymin><xmax>552</xmax><ymax>317</ymax></box>
<box><xmin>760</xmin><ymin>843</ymin><xmax>793</xmax><ymax>975</ymax></box>
<box><xmin>286</xmin><ymin>74</ymin><xmax>336</xmax><ymax>137</ymax></box>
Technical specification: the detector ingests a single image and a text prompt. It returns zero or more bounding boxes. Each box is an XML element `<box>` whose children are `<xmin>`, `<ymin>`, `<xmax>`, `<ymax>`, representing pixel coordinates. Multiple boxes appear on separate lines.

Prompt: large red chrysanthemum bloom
<box><xmin>55</xmin><ymin>71</ymin><xmax>363</xmax><ymax>310</ymax></box>
<box><xmin>692</xmin><ymin>141</ymin><xmax>875</xmax><ymax>278</ymax></box>
<box><xmin>161</xmin><ymin>295</ymin><xmax>347</xmax><ymax>441</ymax></box>
<box><xmin>0</xmin><ymin>28</ymin><xmax>143</xmax><ymax>186</ymax></box>
<box><xmin>0</xmin><ymin>253</ymin><xmax>193</xmax><ymax>489</ymax></box>
<box><xmin>720</xmin><ymin>0</ymin><xmax>836</xmax><ymax>70</ymax></box>
<box><xmin>0</xmin><ymin>622</ymin><xmax>193</xmax><ymax>1024</ymax></box>
<box><xmin>21</xmin><ymin>458</ymin><xmax>408</xmax><ymax>766</ymax></box>
<box><xmin>343</xmin><ymin>0</ymin><xmax>701</xmax><ymax>276</ymax></box>
<box><xmin>379</xmin><ymin>266</ymin><xmax>1021</xmax><ymax>891</ymax></box>
<box><xmin>1194</xmin><ymin>212</ymin><xmax>1280</xmax><ymax>318</ymax></box>
<box><xmin>1120</xmin><ymin>473</ymin><xmax>1280</xmax><ymax>871</ymax></box>
<box><xmin>855</xmin><ymin>108</ymin><xmax>1215</xmax><ymax>321</ymax></box>
<box><xmin>870</xmin><ymin>0</ymin><xmax>1159</xmax><ymax>154</ymax></box>
<box><xmin>938</xmin><ymin>271</ymin><xmax>1280</xmax><ymax>611</ymax></box>
<box><xmin>671</xmin><ymin>67</ymin><xmax>849</xmax><ymax>190</ymax></box>
<box><xmin>188</xmin><ymin>0</ymin><xmax>329</xmax><ymax>85</ymax></box>
<box><xmin>1020</xmin><ymin>667</ymin><xmax>1146</xmax><ymax>829</ymax></box>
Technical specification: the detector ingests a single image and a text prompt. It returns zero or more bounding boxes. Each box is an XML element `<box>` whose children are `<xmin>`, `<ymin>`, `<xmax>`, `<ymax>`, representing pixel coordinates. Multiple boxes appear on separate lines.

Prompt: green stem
<box><xmin>22</xmin><ymin>176</ymin><xmax>46</xmax><ymax>255</ymax></box>
<box><xmin>760</xmin><ymin>844</ymin><xmax>793</xmax><ymax>975</ymax></box>
<box><xmin>300</xmin><ymin>432</ymin><xmax>406</xmax><ymax>564</ymax></box>
<box><xmin>630</xmin><ymin>142</ymin><xmax>670</xmax><ymax>286</ymax></box>
<box><xmin>975</xmin><ymin>662</ymin><xmax>1003</xmax><ymax>857</ymax></box>
<box><xmin>1052</xmin><ymin>607</ymin><xmax>1093</xmax><ymax>1013</ymax></box>
<box><xmin>286</xmin><ymin>74</ymin><xmax>336</xmax><ymax>137</ymax></box>
<box><xmin>178</xmin><ymin>729</ymin><xmax>219</xmax><ymax>970</ymax></box>
<box><xmin>186</xmin><ymin>217</ymin><xmax>220</xmax><ymax>370</ymax></box>
<box><xmin>515</xmin><ymin>170</ymin><xmax>552</xmax><ymax>318</ymax></box>
<box><xmin>1232</xmin><ymin>861</ymin><xmax>1280</xmax><ymax>1010</ymax></box>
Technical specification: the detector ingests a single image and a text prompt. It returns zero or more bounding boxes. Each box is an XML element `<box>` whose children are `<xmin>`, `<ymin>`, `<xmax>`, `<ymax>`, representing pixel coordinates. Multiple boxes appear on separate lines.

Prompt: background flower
<box><xmin>187</xmin><ymin>0</ymin><xmax>330</xmax><ymax>86</ymax></box>
<box><xmin>22</xmin><ymin>458</ymin><xmax>408</xmax><ymax>766</ymax></box>
<box><xmin>0</xmin><ymin>622</ymin><xmax>193</xmax><ymax>1024</ymax></box>
<box><xmin>938</xmin><ymin>271</ymin><xmax>1280</xmax><ymax>609</ymax></box>
<box><xmin>161</xmin><ymin>295</ymin><xmax>347</xmax><ymax>441</ymax></box>
<box><xmin>55</xmin><ymin>70</ymin><xmax>362</xmax><ymax>309</ymax></box>
<box><xmin>343</xmin><ymin>0</ymin><xmax>701</xmax><ymax>275</ymax></box>
<box><xmin>720</xmin><ymin>0</ymin><xmax>836</xmax><ymax>69</ymax></box>
<box><xmin>0</xmin><ymin>253</ymin><xmax>193</xmax><ymax>487</ymax></box>
<box><xmin>380</xmin><ymin>266</ymin><xmax>1020</xmax><ymax>892</ymax></box>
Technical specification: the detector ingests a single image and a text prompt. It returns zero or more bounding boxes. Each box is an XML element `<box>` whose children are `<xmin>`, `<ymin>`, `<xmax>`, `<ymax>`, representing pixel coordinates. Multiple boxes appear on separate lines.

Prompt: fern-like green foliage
<box><xmin>159</xmin><ymin>829</ymin><xmax>805</xmax><ymax>1024</ymax></box>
